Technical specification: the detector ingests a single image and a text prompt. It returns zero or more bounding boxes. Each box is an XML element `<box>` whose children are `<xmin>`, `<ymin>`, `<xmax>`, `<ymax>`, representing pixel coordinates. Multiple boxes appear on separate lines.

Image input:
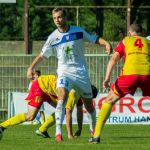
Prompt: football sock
<box><xmin>55</xmin><ymin>100</ymin><xmax>66</xmax><ymax>135</ymax></box>
<box><xmin>39</xmin><ymin>113</ymin><xmax>55</xmax><ymax>132</ymax></box>
<box><xmin>94</xmin><ymin>103</ymin><xmax>112</xmax><ymax>138</ymax></box>
<box><xmin>87</xmin><ymin>109</ymin><xmax>96</xmax><ymax>135</ymax></box>
<box><xmin>0</xmin><ymin>113</ymin><xmax>26</xmax><ymax>128</ymax></box>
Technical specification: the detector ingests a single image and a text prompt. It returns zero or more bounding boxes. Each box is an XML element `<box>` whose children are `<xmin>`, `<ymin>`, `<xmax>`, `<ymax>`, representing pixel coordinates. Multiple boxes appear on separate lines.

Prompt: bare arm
<box><xmin>103</xmin><ymin>52</ymin><xmax>120</xmax><ymax>91</ymax></box>
<box><xmin>66</xmin><ymin>108</ymin><xmax>73</xmax><ymax>139</ymax></box>
<box><xmin>96</xmin><ymin>37</ymin><xmax>113</xmax><ymax>55</ymax></box>
<box><xmin>27</xmin><ymin>53</ymin><xmax>44</xmax><ymax>79</ymax></box>
<box><xmin>74</xmin><ymin>105</ymin><xmax>83</xmax><ymax>137</ymax></box>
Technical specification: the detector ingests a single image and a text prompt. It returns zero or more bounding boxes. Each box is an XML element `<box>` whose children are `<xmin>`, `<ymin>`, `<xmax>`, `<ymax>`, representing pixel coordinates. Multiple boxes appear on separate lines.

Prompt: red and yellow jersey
<box><xmin>38</xmin><ymin>74</ymin><xmax>81</xmax><ymax>110</ymax></box>
<box><xmin>38</xmin><ymin>75</ymin><xmax>58</xmax><ymax>103</ymax></box>
<box><xmin>115</xmin><ymin>36</ymin><xmax>150</xmax><ymax>75</ymax></box>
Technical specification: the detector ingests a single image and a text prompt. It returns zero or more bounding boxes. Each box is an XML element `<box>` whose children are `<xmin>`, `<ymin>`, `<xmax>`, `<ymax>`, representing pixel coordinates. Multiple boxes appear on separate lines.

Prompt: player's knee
<box><xmin>25</xmin><ymin>114</ymin><xmax>35</xmax><ymax>121</ymax></box>
<box><xmin>66</xmin><ymin>108</ymin><xmax>71</xmax><ymax>115</ymax></box>
<box><xmin>105</xmin><ymin>90</ymin><xmax>119</xmax><ymax>105</ymax></box>
<box><xmin>57</xmin><ymin>88</ymin><xmax>68</xmax><ymax>100</ymax></box>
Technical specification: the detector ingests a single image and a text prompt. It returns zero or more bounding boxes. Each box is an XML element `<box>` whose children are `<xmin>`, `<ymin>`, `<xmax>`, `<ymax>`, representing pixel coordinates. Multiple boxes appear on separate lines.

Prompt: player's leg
<box><xmin>36</xmin><ymin>101</ymin><xmax>57</xmax><ymax>138</ymax></box>
<box><xmin>36</xmin><ymin>113</ymin><xmax>55</xmax><ymax>138</ymax></box>
<box><xmin>82</xmin><ymin>97</ymin><xmax>96</xmax><ymax>135</ymax></box>
<box><xmin>0</xmin><ymin>105</ymin><xmax>39</xmax><ymax>133</ymax></box>
<box><xmin>55</xmin><ymin>87</ymin><xmax>69</xmax><ymax>141</ymax></box>
<box><xmin>55</xmin><ymin>77</ymin><xmax>71</xmax><ymax>142</ymax></box>
<box><xmin>0</xmin><ymin>114</ymin><xmax>26</xmax><ymax>130</ymax></box>
<box><xmin>90</xmin><ymin>90</ymin><xmax>120</xmax><ymax>144</ymax></box>
<box><xmin>25</xmin><ymin>105</ymin><xmax>39</xmax><ymax>121</ymax></box>
<box><xmin>77</xmin><ymin>78</ymin><xmax>96</xmax><ymax>137</ymax></box>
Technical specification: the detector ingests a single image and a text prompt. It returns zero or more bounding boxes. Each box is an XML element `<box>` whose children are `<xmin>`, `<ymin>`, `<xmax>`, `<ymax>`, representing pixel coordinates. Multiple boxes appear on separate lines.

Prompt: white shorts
<box><xmin>56</xmin><ymin>74</ymin><xmax>93</xmax><ymax>99</ymax></box>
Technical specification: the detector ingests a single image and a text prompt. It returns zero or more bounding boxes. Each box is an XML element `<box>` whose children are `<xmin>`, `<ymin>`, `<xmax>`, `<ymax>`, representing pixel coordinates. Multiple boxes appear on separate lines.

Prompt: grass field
<box><xmin>1</xmin><ymin>124</ymin><xmax>150</xmax><ymax>150</ymax></box>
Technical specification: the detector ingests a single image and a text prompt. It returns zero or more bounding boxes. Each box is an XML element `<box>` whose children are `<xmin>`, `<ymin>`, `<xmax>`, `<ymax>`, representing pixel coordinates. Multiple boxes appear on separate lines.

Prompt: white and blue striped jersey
<box><xmin>41</xmin><ymin>25</ymin><xmax>97</xmax><ymax>77</ymax></box>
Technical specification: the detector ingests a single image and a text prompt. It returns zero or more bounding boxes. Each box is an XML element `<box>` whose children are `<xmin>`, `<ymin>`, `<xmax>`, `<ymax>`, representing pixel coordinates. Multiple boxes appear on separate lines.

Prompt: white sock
<box><xmin>55</xmin><ymin>100</ymin><xmax>66</xmax><ymax>136</ymax></box>
<box><xmin>87</xmin><ymin>109</ymin><xmax>96</xmax><ymax>135</ymax></box>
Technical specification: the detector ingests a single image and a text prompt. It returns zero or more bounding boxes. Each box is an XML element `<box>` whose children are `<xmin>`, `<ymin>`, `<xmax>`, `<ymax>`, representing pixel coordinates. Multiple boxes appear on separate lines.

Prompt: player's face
<box><xmin>52</xmin><ymin>11</ymin><xmax>66</xmax><ymax>28</ymax></box>
<box><xmin>34</xmin><ymin>74</ymin><xmax>39</xmax><ymax>80</ymax></box>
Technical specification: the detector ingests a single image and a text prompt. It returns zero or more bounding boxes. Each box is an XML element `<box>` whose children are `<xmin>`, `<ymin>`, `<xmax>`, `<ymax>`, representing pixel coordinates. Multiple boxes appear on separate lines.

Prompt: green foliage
<box><xmin>0</xmin><ymin>1</ymin><xmax>149</xmax><ymax>41</ymax></box>
<box><xmin>0</xmin><ymin>3</ymin><xmax>24</xmax><ymax>40</ymax></box>
<box><xmin>103</xmin><ymin>9</ymin><xmax>126</xmax><ymax>40</ymax></box>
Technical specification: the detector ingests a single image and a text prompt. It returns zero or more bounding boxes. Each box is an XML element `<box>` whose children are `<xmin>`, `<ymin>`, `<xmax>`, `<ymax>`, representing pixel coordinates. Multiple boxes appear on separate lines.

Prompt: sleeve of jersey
<box><xmin>82</xmin><ymin>28</ymin><xmax>98</xmax><ymax>43</ymax></box>
<box><xmin>41</xmin><ymin>36</ymin><xmax>55</xmax><ymax>58</ymax></box>
<box><xmin>114</xmin><ymin>40</ymin><xmax>125</xmax><ymax>57</ymax></box>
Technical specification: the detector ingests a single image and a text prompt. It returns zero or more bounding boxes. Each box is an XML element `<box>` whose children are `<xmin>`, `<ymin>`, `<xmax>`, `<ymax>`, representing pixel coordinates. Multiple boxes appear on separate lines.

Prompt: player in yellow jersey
<box><xmin>36</xmin><ymin>85</ymin><xmax>98</xmax><ymax>139</ymax></box>
<box><xmin>89</xmin><ymin>24</ymin><xmax>150</xmax><ymax>144</ymax></box>
<box><xmin>0</xmin><ymin>75</ymin><xmax>57</xmax><ymax>138</ymax></box>
<box><xmin>0</xmin><ymin>75</ymin><xmax>79</xmax><ymax>138</ymax></box>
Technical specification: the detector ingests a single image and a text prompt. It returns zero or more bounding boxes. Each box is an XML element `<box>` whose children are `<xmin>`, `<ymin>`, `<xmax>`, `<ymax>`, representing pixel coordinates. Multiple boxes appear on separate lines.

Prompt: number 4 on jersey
<box><xmin>134</xmin><ymin>38</ymin><xmax>144</xmax><ymax>48</ymax></box>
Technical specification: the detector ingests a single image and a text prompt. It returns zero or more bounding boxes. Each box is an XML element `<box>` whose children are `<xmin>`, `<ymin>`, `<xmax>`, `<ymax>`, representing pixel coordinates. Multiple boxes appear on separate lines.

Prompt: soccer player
<box><xmin>36</xmin><ymin>85</ymin><xmax>98</xmax><ymax>139</ymax></box>
<box><xmin>66</xmin><ymin>85</ymin><xmax>99</xmax><ymax>139</ymax></box>
<box><xmin>89</xmin><ymin>24</ymin><xmax>150</xmax><ymax>144</ymax></box>
<box><xmin>0</xmin><ymin>75</ymin><xmax>79</xmax><ymax>138</ymax></box>
<box><xmin>27</xmin><ymin>8</ymin><xmax>112</xmax><ymax>142</ymax></box>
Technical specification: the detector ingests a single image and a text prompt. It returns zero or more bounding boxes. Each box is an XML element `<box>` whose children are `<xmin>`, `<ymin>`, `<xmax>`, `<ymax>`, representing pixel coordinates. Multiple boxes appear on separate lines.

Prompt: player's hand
<box><xmin>27</xmin><ymin>67</ymin><xmax>33</xmax><ymax>79</ymax></box>
<box><xmin>103</xmin><ymin>80</ymin><xmax>111</xmax><ymax>92</ymax></box>
<box><xmin>74</xmin><ymin>130</ymin><xmax>81</xmax><ymax>138</ymax></box>
<box><xmin>105</xmin><ymin>42</ymin><xmax>113</xmax><ymax>55</ymax></box>
<box><xmin>68</xmin><ymin>134</ymin><xmax>74</xmax><ymax>139</ymax></box>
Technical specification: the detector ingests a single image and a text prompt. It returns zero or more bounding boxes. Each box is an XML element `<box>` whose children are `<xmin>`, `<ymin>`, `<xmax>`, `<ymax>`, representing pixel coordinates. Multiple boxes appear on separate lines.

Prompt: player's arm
<box><xmin>96</xmin><ymin>37</ymin><xmax>113</xmax><ymax>55</ymax></box>
<box><xmin>82</xmin><ymin>28</ymin><xmax>112</xmax><ymax>55</ymax></box>
<box><xmin>27</xmin><ymin>54</ymin><xmax>44</xmax><ymax>79</ymax></box>
<box><xmin>65</xmin><ymin>90</ymin><xmax>76</xmax><ymax>139</ymax></box>
<box><xmin>103</xmin><ymin>52</ymin><xmax>120</xmax><ymax>91</ymax></box>
<box><xmin>66</xmin><ymin>108</ymin><xmax>73</xmax><ymax>139</ymax></box>
<box><xmin>74</xmin><ymin>104</ymin><xmax>83</xmax><ymax>137</ymax></box>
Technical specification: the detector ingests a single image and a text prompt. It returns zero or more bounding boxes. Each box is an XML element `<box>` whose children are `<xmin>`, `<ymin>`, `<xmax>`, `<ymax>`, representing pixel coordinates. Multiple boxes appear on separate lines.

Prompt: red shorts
<box><xmin>112</xmin><ymin>75</ymin><xmax>150</xmax><ymax>97</ymax></box>
<box><xmin>25</xmin><ymin>80</ymin><xmax>53</xmax><ymax>109</ymax></box>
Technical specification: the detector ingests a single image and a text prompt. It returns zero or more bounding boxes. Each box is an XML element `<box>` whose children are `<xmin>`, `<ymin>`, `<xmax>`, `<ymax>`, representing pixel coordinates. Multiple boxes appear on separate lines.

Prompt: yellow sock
<box><xmin>40</xmin><ymin>111</ymin><xmax>45</xmax><ymax>124</ymax></box>
<box><xmin>94</xmin><ymin>103</ymin><xmax>112</xmax><ymax>138</ymax></box>
<box><xmin>0</xmin><ymin>113</ymin><xmax>26</xmax><ymax>128</ymax></box>
<box><xmin>39</xmin><ymin>113</ymin><xmax>55</xmax><ymax>132</ymax></box>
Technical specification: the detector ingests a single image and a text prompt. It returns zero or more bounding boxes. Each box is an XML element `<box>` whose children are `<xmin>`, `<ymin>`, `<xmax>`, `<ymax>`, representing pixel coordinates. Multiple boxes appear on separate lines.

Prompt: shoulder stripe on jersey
<box><xmin>52</xmin><ymin>32</ymin><xmax>83</xmax><ymax>47</ymax></box>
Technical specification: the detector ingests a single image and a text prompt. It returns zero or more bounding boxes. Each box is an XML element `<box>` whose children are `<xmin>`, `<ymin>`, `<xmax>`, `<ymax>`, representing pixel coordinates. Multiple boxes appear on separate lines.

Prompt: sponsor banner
<box><xmin>8</xmin><ymin>92</ymin><xmax>150</xmax><ymax>124</ymax></box>
<box><xmin>95</xmin><ymin>93</ymin><xmax>150</xmax><ymax>124</ymax></box>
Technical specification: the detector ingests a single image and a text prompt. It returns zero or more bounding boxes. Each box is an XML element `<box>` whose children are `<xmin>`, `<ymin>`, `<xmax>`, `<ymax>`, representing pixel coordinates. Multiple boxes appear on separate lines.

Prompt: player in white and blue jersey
<box><xmin>27</xmin><ymin>8</ymin><xmax>112</xmax><ymax>142</ymax></box>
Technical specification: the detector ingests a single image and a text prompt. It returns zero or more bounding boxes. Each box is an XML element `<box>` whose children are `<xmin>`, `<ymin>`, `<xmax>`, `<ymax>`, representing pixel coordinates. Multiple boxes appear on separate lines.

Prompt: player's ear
<box><xmin>128</xmin><ymin>31</ymin><xmax>131</xmax><ymax>36</ymax></box>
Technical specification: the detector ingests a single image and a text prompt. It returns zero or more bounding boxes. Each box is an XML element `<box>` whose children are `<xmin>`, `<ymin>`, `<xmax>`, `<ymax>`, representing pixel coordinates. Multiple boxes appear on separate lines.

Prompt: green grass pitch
<box><xmin>1</xmin><ymin>124</ymin><xmax>150</xmax><ymax>150</ymax></box>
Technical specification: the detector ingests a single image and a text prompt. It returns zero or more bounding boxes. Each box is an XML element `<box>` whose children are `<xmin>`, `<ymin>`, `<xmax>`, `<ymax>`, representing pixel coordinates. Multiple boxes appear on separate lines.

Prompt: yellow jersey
<box><xmin>38</xmin><ymin>74</ymin><xmax>81</xmax><ymax>110</ymax></box>
<box><xmin>115</xmin><ymin>36</ymin><xmax>150</xmax><ymax>75</ymax></box>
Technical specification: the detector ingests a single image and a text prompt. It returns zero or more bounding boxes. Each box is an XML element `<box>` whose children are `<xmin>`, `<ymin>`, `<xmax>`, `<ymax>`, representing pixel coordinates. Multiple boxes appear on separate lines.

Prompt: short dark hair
<box><xmin>130</xmin><ymin>24</ymin><xmax>143</xmax><ymax>35</ymax></box>
<box><xmin>35</xmin><ymin>70</ymin><xmax>41</xmax><ymax>76</ymax></box>
<box><xmin>91</xmin><ymin>85</ymin><xmax>98</xmax><ymax>98</ymax></box>
<box><xmin>52</xmin><ymin>8</ymin><xmax>66</xmax><ymax>17</ymax></box>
